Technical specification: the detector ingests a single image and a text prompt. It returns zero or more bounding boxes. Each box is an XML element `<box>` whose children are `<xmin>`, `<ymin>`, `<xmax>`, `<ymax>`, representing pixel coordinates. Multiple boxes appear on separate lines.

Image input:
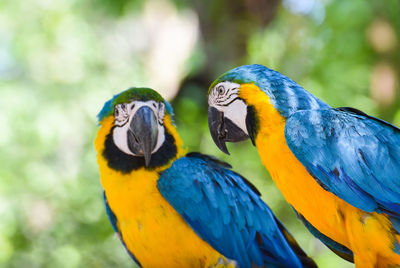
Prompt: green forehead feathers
<box><xmin>97</xmin><ymin>87</ymin><xmax>172</xmax><ymax>122</ymax></box>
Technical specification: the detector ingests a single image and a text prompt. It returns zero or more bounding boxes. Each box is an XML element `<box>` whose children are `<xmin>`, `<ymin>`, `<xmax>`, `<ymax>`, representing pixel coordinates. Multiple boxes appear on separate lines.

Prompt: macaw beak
<box><xmin>127</xmin><ymin>106</ymin><xmax>158</xmax><ymax>166</ymax></box>
<box><xmin>208</xmin><ymin>106</ymin><xmax>249</xmax><ymax>155</ymax></box>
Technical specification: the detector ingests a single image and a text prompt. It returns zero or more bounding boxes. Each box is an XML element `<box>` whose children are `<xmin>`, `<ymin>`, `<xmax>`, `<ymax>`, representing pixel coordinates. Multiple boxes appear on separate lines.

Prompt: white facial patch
<box><xmin>114</xmin><ymin>103</ymin><xmax>130</xmax><ymax>126</ymax></box>
<box><xmin>208</xmin><ymin>81</ymin><xmax>248</xmax><ymax>135</ymax></box>
<box><xmin>113</xmin><ymin>124</ymin><xmax>131</xmax><ymax>155</ymax></box>
<box><xmin>112</xmin><ymin>100</ymin><xmax>166</xmax><ymax>156</ymax></box>
<box><xmin>223</xmin><ymin>99</ymin><xmax>248</xmax><ymax>135</ymax></box>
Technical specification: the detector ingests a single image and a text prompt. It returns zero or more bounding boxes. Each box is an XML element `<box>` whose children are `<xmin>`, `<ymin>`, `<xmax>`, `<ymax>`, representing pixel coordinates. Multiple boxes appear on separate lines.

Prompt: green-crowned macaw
<box><xmin>207</xmin><ymin>64</ymin><xmax>400</xmax><ymax>267</ymax></box>
<box><xmin>95</xmin><ymin>87</ymin><xmax>316</xmax><ymax>268</ymax></box>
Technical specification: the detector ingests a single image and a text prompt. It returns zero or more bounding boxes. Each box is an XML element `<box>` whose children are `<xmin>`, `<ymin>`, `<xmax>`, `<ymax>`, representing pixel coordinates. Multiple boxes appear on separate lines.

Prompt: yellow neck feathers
<box><xmin>238</xmin><ymin>83</ymin><xmax>285</xmax><ymax>136</ymax></box>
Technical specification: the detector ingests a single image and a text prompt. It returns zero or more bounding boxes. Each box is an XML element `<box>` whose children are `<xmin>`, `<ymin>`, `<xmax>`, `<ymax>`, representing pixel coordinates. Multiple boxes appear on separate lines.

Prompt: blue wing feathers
<box><xmin>285</xmin><ymin>108</ymin><xmax>400</xmax><ymax>217</ymax></box>
<box><xmin>158</xmin><ymin>154</ymin><xmax>314</xmax><ymax>268</ymax></box>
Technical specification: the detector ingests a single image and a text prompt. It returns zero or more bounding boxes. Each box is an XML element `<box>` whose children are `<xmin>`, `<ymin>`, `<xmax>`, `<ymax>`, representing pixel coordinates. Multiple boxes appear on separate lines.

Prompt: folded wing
<box><xmin>285</xmin><ymin>107</ymin><xmax>400</xmax><ymax>216</ymax></box>
<box><xmin>158</xmin><ymin>153</ymin><xmax>316</xmax><ymax>268</ymax></box>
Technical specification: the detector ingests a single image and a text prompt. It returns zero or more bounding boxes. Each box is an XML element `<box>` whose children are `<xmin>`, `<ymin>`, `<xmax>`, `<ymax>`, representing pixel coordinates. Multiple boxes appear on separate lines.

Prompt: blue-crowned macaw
<box><xmin>207</xmin><ymin>64</ymin><xmax>400</xmax><ymax>267</ymax></box>
<box><xmin>95</xmin><ymin>87</ymin><xmax>316</xmax><ymax>268</ymax></box>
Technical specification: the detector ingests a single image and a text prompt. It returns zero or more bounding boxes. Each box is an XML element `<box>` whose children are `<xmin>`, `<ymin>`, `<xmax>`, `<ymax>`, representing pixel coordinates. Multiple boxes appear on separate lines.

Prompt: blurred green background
<box><xmin>1</xmin><ymin>0</ymin><xmax>399</xmax><ymax>267</ymax></box>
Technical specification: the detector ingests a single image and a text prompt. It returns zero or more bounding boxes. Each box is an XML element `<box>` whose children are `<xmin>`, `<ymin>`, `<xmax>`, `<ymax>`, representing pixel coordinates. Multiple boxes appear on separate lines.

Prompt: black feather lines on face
<box><xmin>103</xmin><ymin>126</ymin><xmax>177</xmax><ymax>173</ymax></box>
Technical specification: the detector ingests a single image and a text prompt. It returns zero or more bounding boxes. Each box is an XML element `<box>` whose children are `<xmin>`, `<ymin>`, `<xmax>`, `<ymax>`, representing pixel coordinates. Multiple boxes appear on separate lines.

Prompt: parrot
<box><xmin>207</xmin><ymin>64</ymin><xmax>400</xmax><ymax>267</ymax></box>
<box><xmin>94</xmin><ymin>87</ymin><xmax>317</xmax><ymax>268</ymax></box>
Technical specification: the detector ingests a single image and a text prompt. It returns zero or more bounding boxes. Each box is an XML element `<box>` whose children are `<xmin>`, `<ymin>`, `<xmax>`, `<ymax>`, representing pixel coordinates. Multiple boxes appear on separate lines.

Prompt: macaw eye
<box><xmin>217</xmin><ymin>85</ymin><xmax>225</xmax><ymax>95</ymax></box>
<box><xmin>115</xmin><ymin>109</ymin><xmax>119</xmax><ymax>116</ymax></box>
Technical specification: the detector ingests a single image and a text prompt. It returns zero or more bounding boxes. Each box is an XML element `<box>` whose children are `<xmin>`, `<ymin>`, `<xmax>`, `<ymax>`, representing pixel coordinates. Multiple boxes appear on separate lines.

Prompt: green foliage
<box><xmin>1</xmin><ymin>0</ymin><xmax>398</xmax><ymax>267</ymax></box>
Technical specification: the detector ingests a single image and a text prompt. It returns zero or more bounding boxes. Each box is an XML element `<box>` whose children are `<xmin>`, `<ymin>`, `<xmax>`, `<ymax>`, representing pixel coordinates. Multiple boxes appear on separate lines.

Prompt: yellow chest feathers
<box><xmin>100</xmin><ymin>167</ymin><xmax>223</xmax><ymax>267</ymax></box>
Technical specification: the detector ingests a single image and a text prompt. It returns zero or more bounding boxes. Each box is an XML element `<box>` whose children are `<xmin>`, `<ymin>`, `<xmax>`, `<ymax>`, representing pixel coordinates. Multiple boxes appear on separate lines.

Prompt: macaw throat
<box><xmin>208</xmin><ymin>106</ymin><xmax>249</xmax><ymax>154</ymax></box>
<box><xmin>103</xmin><ymin>127</ymin><xmax>177</xmax><ymax>173</ymax></box>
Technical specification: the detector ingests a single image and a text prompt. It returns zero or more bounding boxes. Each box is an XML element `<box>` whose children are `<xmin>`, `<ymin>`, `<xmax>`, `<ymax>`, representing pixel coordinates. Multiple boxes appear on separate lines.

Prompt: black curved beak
<box><xmin>208</xmin><ymin>106</ymin><xmax>230</xmax><ymax>154</ymax></box>
<box><xmin>208</xmin><ymin>107</ymin><xmax>249</xmax><ymax>155</ymax></box>
<box><xmin>127</xmin><ymin>106</ymin><xmax>158</xmax><ymax>166</ymax></box>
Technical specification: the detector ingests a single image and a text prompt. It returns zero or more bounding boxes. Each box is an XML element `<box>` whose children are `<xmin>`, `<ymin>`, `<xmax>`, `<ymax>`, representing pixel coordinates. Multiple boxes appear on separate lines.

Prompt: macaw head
<box><xmin>207</xmin><ymin>79</ymin><xmax>251</xmax><ymax>155</ymax></box>
<box><xmin>96</xmin><ymin>87</ymin><xmax>182</xmax><ymax>172</ymax></box>
<box><xmin>207</xmin><ymin>64</ymin><xmax>328</xmax><ymax>154</ymax></box>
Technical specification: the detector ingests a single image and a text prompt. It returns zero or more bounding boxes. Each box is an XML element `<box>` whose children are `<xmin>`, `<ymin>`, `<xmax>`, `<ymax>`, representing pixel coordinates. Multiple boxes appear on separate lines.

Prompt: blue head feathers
<box><xmin>212</xmin><ymin>64</ymin><xmax>329</xmax><ymax>118</ymax></box>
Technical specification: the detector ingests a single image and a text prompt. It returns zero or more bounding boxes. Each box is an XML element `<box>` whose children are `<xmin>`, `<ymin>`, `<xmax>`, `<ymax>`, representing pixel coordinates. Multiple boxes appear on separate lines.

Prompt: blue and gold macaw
<box><xmin>95</xmin><ymin>87</ymin><xmax>316</xmax><ymax>268</ymax></box>
<box><xmin>207</xmin><ymin>64</ymin><xmax>400</xmax><ymax>267</ymax></box>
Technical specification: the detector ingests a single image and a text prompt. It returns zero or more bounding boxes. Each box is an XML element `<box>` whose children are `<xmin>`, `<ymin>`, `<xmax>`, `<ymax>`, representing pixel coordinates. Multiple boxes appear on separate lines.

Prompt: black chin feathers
<box><xmin>245</xmin><ymin>105</ymin><xmax>258</xmax><ymax>146</ymax></box>
<box><xmin>103</xmin><ymin>127</ymin><xmax>177</xmax><ymax>173</ymax></box>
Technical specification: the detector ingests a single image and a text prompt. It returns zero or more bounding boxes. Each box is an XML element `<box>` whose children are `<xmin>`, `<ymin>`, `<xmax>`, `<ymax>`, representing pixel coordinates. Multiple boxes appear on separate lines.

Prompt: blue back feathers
<box><xmin>285</xmin><ymin>108</ymin><xmax>400</xmax><ymax>219</ymax></box>
<box><xmin>158</xmin><ymin>153</ymin><xmax>315</xmax><ymax>268</ymax></box>
<box><xmin>214</xmin><ymin>64</ymin><xmax>329</xmax><ymax>118</ymax></box>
